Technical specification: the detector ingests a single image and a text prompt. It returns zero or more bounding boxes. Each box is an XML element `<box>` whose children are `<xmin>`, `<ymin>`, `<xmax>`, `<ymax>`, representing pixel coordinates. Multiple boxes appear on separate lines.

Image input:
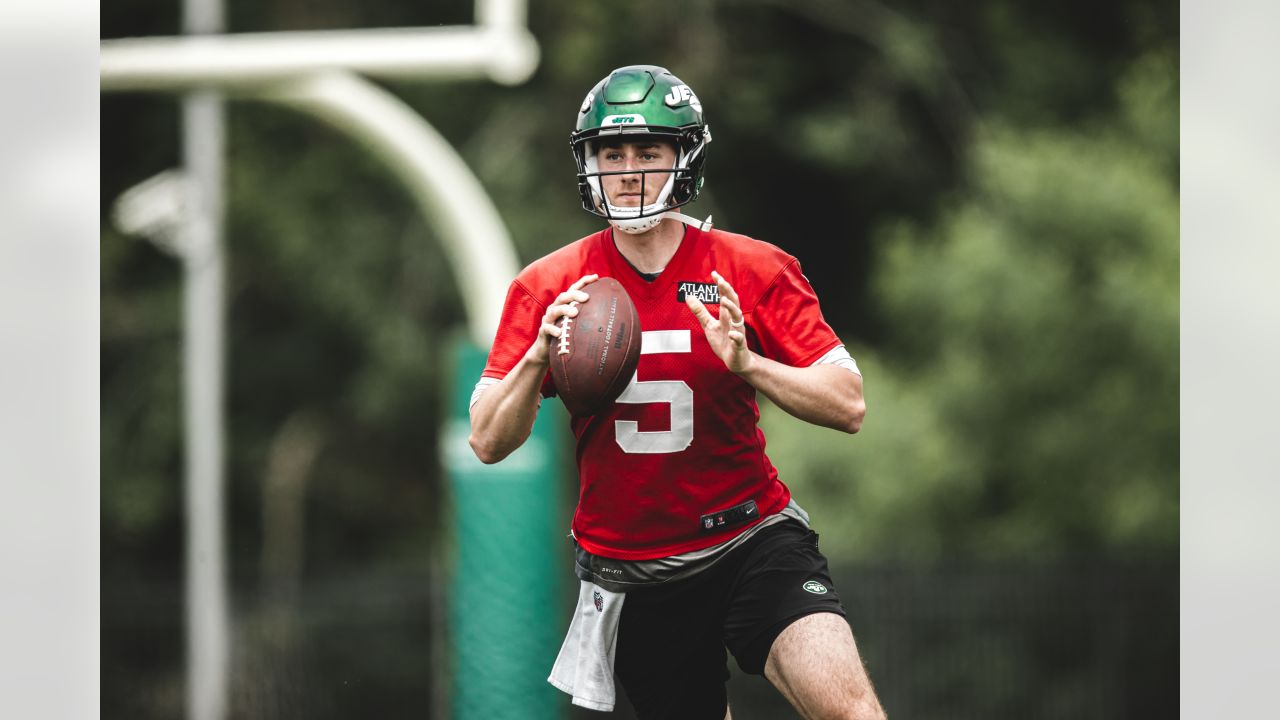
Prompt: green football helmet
<box><xmin>571</xmin><ymin>65</ymin><xmax>712</xmax><ymax>233</ymax></box>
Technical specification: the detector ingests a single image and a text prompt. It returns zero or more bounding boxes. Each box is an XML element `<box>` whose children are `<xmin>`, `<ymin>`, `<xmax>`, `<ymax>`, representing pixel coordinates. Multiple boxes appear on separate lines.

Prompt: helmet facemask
<box><xmin>571</xmin><ymin>125</ymin><xmax>710</xmax><ymax>234</ymax></box>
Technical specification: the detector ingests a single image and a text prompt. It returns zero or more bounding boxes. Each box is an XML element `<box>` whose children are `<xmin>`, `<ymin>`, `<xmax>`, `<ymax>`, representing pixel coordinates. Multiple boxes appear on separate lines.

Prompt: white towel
<box><xmin>547</xmin><ymin>581</ymin><xmax>626</xmax><ymax>712</ymax></box>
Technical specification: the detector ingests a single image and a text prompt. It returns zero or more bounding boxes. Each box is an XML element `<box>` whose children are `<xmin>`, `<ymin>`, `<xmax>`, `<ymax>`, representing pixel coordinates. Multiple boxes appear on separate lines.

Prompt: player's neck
<box><xmin>613</xmin><ymin>218</ymin><xmax>686</xmax><ymax>275</ymax></box>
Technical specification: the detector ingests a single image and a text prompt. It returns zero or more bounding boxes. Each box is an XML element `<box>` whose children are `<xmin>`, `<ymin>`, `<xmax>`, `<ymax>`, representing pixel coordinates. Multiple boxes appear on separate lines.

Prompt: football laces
<box><xmin>558</xmin><ymin>301</ymin><xmax>579</xmax><ymax>356</ymax></box>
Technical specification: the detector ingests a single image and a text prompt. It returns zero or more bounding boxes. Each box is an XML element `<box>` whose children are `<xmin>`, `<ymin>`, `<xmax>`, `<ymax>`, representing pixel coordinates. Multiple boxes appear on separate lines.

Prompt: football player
<box><xmin>469</xmin><ymin>65</ymin><xmax>883</xmax><ymax>719</ymax></box>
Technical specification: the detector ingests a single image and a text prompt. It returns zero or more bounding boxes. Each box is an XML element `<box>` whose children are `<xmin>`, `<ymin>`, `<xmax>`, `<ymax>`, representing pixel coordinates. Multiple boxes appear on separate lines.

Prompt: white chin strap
<box><xmin>610</xmin><ymin>209</ymin><xmax>713</xmax><ymax>234</ymax></box>
<box><xmin>605</xmin><ymin>176</ymin><xmax>674</xmax><ymax>233</ymax></box>
<box><xmin>657</xmin><ymin>210</ymin><xmax>714</xmax><ymax>232</ymax></box>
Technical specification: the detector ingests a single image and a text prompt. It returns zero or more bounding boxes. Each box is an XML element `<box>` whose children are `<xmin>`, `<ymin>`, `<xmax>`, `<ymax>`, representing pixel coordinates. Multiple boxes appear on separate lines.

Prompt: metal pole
<box><xmin>183</xmin><ymin>0</ymin><xmax>228</xmax><ymax>718</ymax></box>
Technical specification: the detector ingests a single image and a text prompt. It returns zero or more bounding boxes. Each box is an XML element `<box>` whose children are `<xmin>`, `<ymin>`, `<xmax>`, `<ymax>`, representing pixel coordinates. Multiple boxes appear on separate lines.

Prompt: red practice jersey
<box><xmin>482</xmin><ymin>225</ymin><xmax>843</xmax><ymax>560</ymax></box>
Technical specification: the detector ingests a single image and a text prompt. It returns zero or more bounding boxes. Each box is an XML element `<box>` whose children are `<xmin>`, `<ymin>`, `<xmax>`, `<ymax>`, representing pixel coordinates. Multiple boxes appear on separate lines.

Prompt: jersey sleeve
<box><xmin>748</xmin><ymin>260</ymin><xmax>842</xmax><ymax>367</ymax></box>
<box><xmin>482</xmin><ymin>279</ymin><xmax>558</xmax><ymax>397</ymax></box>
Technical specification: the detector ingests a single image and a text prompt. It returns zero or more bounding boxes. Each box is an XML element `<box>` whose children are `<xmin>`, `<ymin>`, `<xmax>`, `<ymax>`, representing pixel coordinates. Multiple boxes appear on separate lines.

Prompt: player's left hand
<box><xmin>685</xmin><ymin>270</ymin><xmax>755</xmax><ymax>375</ymax></box>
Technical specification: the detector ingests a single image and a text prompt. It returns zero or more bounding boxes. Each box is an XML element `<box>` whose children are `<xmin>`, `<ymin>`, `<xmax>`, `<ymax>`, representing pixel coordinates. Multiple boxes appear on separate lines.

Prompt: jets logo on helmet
<box><xmin>663</xmin><ymin>84</ymin><xmax>702</xmax><ymax>113</ymax></box>
<box><xmin>570</xmin><ymin>65</ymin><xmax>712</xmax><ymax>234</ymax></box>
<box><xmin>602</xmin><ymin>114</ymin><xmax>646</xmax><ymax>125</ymax></box>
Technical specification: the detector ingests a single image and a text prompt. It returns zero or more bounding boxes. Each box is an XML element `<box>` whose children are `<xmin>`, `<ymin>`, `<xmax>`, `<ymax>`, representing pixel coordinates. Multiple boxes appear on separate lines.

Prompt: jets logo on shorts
<box><xmin>802</xmin><ymin>580</ymin><xmax>828</xmax><ymax>595</ymax></box>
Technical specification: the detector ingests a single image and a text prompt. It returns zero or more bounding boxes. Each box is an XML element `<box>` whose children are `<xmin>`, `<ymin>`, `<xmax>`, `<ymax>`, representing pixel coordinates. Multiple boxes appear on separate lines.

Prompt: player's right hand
<box><xmin>525</xmin><ymin>274</ymin><xmax>599</xmax><ymax>366</ymax></box>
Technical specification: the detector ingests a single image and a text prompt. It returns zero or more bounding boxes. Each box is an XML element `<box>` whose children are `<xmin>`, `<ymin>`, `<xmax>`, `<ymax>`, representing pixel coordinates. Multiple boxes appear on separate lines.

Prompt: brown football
<box><xmin>549</xmin><ymin>277</ymin><xmax>642</xmax><ymax>416</ymax></box>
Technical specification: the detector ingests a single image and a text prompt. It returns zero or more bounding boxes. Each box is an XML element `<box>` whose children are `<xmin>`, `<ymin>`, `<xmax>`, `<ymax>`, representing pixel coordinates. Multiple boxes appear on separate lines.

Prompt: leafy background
<box><xmin>102</xmin><ymin>1</ymin><xmax>1177</xmax><ymax>717</ymax></box>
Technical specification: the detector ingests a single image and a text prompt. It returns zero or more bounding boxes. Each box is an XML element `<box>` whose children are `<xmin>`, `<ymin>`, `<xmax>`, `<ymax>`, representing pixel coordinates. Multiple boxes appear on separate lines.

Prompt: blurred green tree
<box><xmin>765</xmin><ymin>52</ymin><xmax>1178</xmax><ymax>563</ymax></box>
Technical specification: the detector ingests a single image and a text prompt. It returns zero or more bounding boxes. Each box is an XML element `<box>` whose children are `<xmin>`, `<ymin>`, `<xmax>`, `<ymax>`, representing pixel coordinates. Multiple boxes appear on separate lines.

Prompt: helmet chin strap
<box><xmin>609</xmin><ymin>216</ymin><xmax>664</xmax><ymax>234</ymax></box>
<box><xmin>660</xmin><ymin>211</ymin><xmax>714</xmax><ymax>231</ymax></box>
<box><xmin>610</xmin><ymin>211</ymin><xmax>713</xmax><ymax>235</ymax></box>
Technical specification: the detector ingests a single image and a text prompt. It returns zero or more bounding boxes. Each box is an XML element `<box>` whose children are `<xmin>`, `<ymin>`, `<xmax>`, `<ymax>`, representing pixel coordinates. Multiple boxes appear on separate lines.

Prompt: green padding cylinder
<box><xmin>444</xmin><ymin>338</ymin><xmax>565</xmax><ymax>720</ymax></box>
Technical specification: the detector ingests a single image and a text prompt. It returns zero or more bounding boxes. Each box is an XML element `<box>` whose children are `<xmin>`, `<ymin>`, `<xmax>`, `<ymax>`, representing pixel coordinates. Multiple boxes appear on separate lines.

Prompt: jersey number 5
<box><xmin>614</xmin><ymin>330</ymin><xmax>693</xmax><ymax>454</ymax></box>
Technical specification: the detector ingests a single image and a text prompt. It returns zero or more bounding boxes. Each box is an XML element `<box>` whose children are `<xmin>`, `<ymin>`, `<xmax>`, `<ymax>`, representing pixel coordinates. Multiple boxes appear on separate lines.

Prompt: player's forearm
<box><xmin>468</xmin><ymin>350</ymin><xmax>549</xmax><ymax>463</ymax></box>
<box><xmin>737</xmin><ymin>358</ymin><xmax>865</xmax><ymax>433</ymax></box>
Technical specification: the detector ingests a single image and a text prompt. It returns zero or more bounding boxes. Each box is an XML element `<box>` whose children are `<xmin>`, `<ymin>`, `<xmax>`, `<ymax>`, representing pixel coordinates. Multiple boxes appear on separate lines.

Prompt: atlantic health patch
<box><xmin>676</xmin><ymin>281</ymin><xmax>719</xmax><ymax>305</ymax></box>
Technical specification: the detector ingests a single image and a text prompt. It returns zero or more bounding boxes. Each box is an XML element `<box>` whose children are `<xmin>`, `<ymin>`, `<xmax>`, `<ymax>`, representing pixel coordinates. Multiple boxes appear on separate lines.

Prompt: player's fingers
<box><xmin>542</xmin><ymin>301</ymin><xmax>580</xmax><ymax>332</ymax></box>
<box><xmin>555</xmin><ymin>290</ymin><xmax>589</xmax><ymax>308</ymax></box>
<box><xmin>711</xmin><ymin>270</ymin><xmax>741</xmax><ymax>306</ymax></box>
<box><xmin>541</xmin><ymin>321</ymin><xmax>563</xmax><ymax>338</ymax></box>
<box><xmin>545</xmin><ymin>300</ymin><xmax>578</xmax><ymax>323</ymax></box>
<box><xmin>684</xmin><ymin>294</ymin><xmax>715</xmax><ymax>329</ymax></box>
<box><xmin>549</xmin><ymin>276</ymin><xmax>596</xmax><ymax>313</ymax></box>
<box><xmin>728</xmin><ymin>329</ymin><xmax>747</xmax><ymax>345</ymax></box>
<box><xmin>559</xmin><ymin>291</ymin><xmax>588</xmax><ymax>305</ymax></box>
<box><xmin>719</xmin><ymin>295</ymin><xmax>745</xmax><ymax>325</ymax></box>
<box><xmin>569</xmin><ymin>274</ymin><xmax>600</xmax><ymax>292</ymax></box>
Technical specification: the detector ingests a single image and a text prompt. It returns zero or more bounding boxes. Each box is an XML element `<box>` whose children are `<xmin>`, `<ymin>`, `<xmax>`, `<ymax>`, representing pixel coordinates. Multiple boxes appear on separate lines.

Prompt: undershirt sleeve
<box><xmin>811</xmin><ymin>345</ymin><xmax>862</xmax><ymax>376</ymax></box>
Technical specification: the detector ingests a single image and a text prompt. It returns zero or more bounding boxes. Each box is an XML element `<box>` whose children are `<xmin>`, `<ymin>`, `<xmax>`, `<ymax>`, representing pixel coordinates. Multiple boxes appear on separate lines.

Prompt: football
<box><xmin>549</xmin><ymin>277</ymin><xmax>642</xmax><ymax>416</ymax></box>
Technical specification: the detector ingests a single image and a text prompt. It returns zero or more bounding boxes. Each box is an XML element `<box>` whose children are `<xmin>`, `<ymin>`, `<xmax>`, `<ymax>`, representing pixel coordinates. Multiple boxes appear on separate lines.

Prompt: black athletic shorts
<box><xmin>613</xmin><ymin>519</ymin><xmax>846</xmax><ymax>719</ymax></box>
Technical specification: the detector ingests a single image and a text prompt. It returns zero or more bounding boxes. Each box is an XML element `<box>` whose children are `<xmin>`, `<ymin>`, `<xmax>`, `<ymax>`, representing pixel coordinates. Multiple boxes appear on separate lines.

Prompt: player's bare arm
<box><xmin>685</xmin><ymin>270</ymin><xmax>865</xmax><ymax>434</ymax></box>
<box><xmin>469</xmin><ymin>274</ymin><xmax>599</xmax><ymax>463</ymax></box>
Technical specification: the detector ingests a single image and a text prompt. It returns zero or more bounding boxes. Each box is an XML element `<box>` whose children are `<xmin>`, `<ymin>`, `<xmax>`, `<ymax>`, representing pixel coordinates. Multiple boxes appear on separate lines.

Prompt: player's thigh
<box><xmin>722</xmin><ymin>521</ymin><xmax>847</xmax><ymax>675</ymax></box>
<box><xmin>614</xmin><ymin>581</ymin><xmax>730</xmax><ymax>720</ymax></box>
<box><xmin>763</xmin><ymin>612</ymin><xmax>884</xmax><ymax>720</ymax></box>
